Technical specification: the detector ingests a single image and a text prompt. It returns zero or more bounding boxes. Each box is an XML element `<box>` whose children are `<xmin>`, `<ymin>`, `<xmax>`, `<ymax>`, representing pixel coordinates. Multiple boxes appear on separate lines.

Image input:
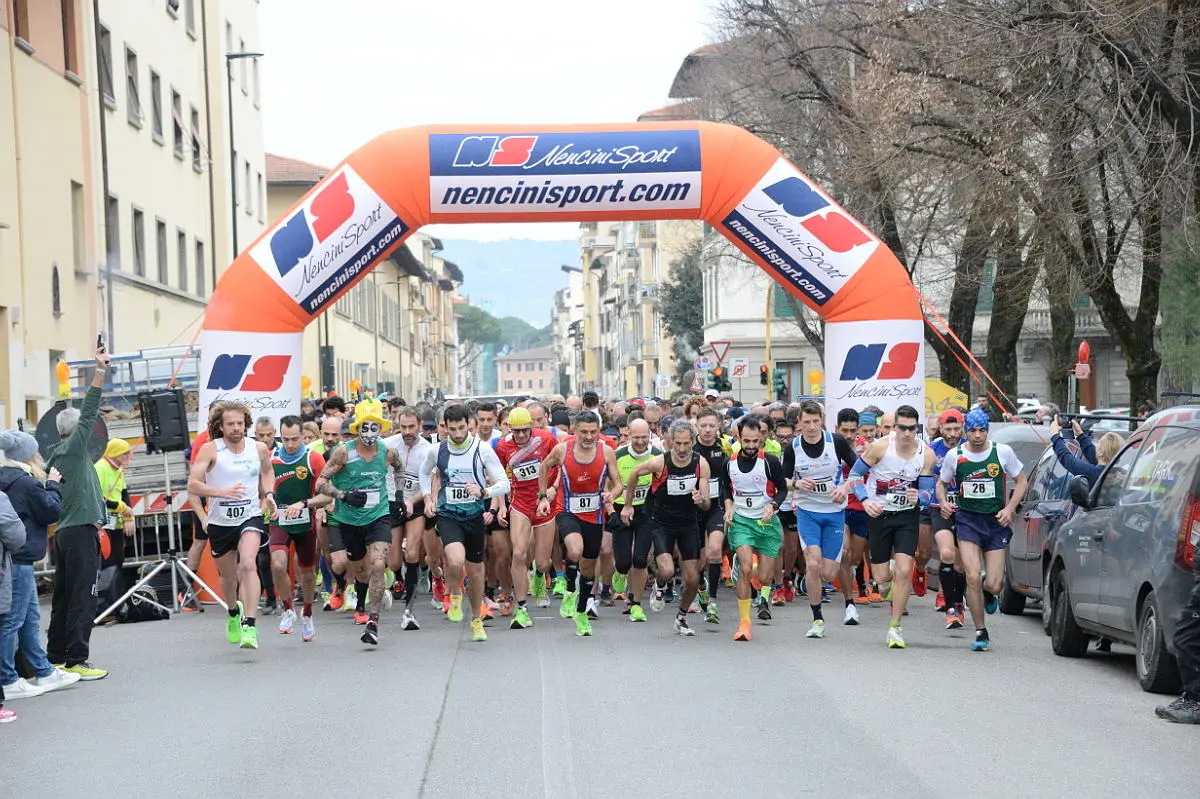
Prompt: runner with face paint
<box><xmin>315</xmin><ymin>400</ymin><xmax>405</xmax><ymax>647</ymax></box>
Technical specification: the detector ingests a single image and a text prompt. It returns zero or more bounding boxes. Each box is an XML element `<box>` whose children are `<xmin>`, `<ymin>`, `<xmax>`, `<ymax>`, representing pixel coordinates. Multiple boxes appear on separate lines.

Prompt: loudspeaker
<box><xmin>138</xmin><ymin>389</ymin><xmax>189</xmax><ymax>453</ymax></box>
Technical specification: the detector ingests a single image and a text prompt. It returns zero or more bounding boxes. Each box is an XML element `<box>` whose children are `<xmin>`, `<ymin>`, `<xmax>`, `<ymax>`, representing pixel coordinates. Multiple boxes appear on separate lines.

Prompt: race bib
<box><xmin>279</xmin><ymin>507</ymin><xmax>311</xmax><ymax>526</ymax></box>
<box><xmin>886</xmin><ymin>488</ymin><xmax>911</xmax><ymax>508</ymax></box>
<box><xmin>446</xmin><ymin>485</ymin><xmax>474</xmax><ymax>505</ymax></box>
<box><xmin>632</xmin><ymin>484</ymin><xmax>650</xmax><ymax>503</ymax></box>
<box><xmin>944</xmin><ymin>490</ymin><xmax>958</xmax><ymax>510</ymax></box>
<box><xmin>568</xmin><ymin>493</ymin><xmax>600</xmax><ymax>514</ymax></box>
<box><xmin>708</xmin><ymin>478</ymin><xmax>721</xmax><ymax>498</ymax></box>
<box><xmin>215</xmin><ymin>498</ymin><xmax>253</xmax><ymax>523</ymax></box>
<box><xmin>963</xmin><ymin>479</ymin><xmax>996</xmax><ymax>500</ymax></box>
<box><xmin>513</xmin><ymin>461</ymin><xmax>540</xmax><ymax>482</ymax></box>
<box><xmin>736</xmin><ymin>491</ymin><xmax>767</xmax><ymax>510</ymax></box>
<box><xmin>402</xmin><ymin>473</ymin><xmax>420</xmax><ymax>493</ymax></box>
<box><xmin>809</xmin><ymin>477</ymin><xmax>834</xmax><ymax>495</ymax></box>
<box><xmin>363</xmin><ymin>489</ymin><xmax>382</xmax><ymax>507</ymax></box>
<box><xmin>667</xmin><ymin>476</ymin><xmax>698</xmax><ymax>496</ymax></box>
<box><xmin>105</xmin><ymin>513</ymin><xmax>120</xmax><ymax>529</ymax></box>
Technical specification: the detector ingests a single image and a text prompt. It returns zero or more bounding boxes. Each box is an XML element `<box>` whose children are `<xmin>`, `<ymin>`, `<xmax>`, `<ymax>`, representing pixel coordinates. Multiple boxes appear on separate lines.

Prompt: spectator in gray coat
<box><xmin>0</xmin><ymin>492</ymin><xmax>28</xmax><ymax>723</ymax></box>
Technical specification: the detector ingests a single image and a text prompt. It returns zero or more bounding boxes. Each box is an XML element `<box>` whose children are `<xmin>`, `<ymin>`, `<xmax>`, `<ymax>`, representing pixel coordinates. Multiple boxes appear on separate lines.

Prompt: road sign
<box><xmin>694</xmin><ymin>355</ymin><xmax>714</xmax><ymax>371</ymax></box>
<box><xmin>655</xmin><ymin>372</ymin><xmax>672</xmax><ymax>388</ymax></box>
<box><xmin>730</xmin><ymin>358</ymin><xmax>750</xmax><ymax>379</ymax></box>
<box><xmin>691</xmin><ymin>372</ymin><xmax>705</xmax><ymax>392</ymax></box>
<box><xmin>709</xmin><ymin>341</ymin><xmax>731</xmax><ymax>364</ymax></box>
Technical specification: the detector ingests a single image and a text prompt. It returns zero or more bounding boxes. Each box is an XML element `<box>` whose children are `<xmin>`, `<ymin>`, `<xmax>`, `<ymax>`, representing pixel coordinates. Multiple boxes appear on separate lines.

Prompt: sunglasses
<box><xmin>895</xmin><ymin>423</ymin><xmax>919</xmax><ymax>433</ymax></box>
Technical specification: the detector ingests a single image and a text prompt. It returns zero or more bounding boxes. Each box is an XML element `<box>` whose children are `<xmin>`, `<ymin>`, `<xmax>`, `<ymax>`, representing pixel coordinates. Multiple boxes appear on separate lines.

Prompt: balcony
<box><xmin>1021</xmin><ymin>307</ymin><xmax>1115</xmax><ymax>338</ymax></box>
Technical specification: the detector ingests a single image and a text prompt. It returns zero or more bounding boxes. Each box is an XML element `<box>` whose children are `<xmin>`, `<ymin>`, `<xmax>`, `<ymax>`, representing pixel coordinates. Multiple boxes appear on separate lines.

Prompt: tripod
<box><xmin>94</xmin><ymin>451</ymin><xmax>226</xmax><ymax>622</ymax></box>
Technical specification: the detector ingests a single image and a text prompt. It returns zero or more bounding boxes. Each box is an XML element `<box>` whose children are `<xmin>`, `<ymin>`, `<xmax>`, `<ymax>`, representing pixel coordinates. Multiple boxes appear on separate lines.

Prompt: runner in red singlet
<box><xmin>837</xmin><ymin>408</ymin><xmax>874</xmax><ymax>612</ymax></box>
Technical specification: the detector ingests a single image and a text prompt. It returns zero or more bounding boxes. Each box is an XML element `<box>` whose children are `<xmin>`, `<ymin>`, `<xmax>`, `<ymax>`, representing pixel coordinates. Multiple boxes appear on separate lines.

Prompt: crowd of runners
<box><xmin>185</xmin><ymin>390</ymin><xmax>1027</xmax><ymax>651</ymax></box>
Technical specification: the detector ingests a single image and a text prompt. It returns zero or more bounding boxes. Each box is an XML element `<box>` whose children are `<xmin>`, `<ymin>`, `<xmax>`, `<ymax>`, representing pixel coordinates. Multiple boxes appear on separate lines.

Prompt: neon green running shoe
<box><xmin>239</xmin><ymin>624</ymin><xmax>259</xmax><ymax>650</ymax></box>
<box><xmin>629</xmin><ymin>604</ymin><xmax>647</xmax><ymax>622</ymax></box>
<box><xmin>574</xmin><ymin>612</ymin><xmax>592</xmax><ymax>636</ymax></box>
<box><xmin>511</xmin><ymin>606</ymin><xmax>533</xmax><ymax>629</ymax></box>
<box><xmin>559</xmin><ymin>591</ymin><xmax>576</xmax><ymax>619</ymax></box>
<box><xmin>612</xmin><ymin>572</ymin><xmax>628</xmax><ymax>595</ymax></box>
<box><xmin>227</xmin><ymin>601</ymin><xmax>244</xmax><ymax>644</ymax></box>
<box><xmin>448</xmin><ymin>595</ymin><xmax>464</xmax><ymax>623</ymax></box>
<box><xmin>532</xmin><ymin>572</ymin><xmax>547</xmax><ymax>598</ymax></box>
<box><xmin>470</xmin><ymin>617</ymin><xmax>487</xmax><ymax>642</ymax></box>
<box><xmin>552</xmin><ymin>576</ymin><xmax>567</xmax><ymax>596</ymax></box>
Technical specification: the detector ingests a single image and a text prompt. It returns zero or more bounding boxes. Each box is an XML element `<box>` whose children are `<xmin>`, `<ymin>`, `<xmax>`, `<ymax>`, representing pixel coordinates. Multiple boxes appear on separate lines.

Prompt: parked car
<box><xmin>986</xmin><ymin>422</ymin><xmax>1051</xmax><ymax>478</ymax></box>
<box><xmin>1046</xmin><ymin>405</ymin><xmax>1200</xmax><ymax>693</ymax></box>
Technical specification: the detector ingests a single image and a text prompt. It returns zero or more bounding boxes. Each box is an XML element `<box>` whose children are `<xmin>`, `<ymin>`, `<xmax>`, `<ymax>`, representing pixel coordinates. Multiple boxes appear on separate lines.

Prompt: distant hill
<box><xmin>437</xmin><ymin>238</ymin><xmax>579</xmax><ymax>326</ymax></box>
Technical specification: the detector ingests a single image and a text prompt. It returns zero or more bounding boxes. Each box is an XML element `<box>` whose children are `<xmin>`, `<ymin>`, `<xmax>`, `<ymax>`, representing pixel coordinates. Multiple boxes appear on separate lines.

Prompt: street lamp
<box><xmin>225</xmin><ymin>50</ymin><xmax>263</xmax><ymax>260</ymax></box>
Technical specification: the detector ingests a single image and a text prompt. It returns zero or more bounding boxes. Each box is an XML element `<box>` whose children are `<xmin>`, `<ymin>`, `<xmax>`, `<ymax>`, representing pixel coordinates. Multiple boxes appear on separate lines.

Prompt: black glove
<box><xmin>341</xmin><ymin>489</ymin><xmax>369</xmax><ymax>508</ymax></box>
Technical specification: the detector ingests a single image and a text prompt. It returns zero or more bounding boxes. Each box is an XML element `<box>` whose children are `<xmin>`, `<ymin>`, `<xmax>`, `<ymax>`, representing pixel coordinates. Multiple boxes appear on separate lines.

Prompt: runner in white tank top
<box><xmin>847</xmin><ymin>406</ymin><xmax>936</xmax><ymax>650</ymax></box>
<box><xmin>188</xmin><ymin>403</ymin><xmax>276</xmax><ymax>651</ymax></box>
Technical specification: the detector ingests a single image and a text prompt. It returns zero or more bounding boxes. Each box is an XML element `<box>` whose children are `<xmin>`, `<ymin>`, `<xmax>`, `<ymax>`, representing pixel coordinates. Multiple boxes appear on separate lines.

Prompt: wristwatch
<box><xmin>537</xmin><ymin>492</ymin><xmax>548</xmax><ymax>500</ymax></box>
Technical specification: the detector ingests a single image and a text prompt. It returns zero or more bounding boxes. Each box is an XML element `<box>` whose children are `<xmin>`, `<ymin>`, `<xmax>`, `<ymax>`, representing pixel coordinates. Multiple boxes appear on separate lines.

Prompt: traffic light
<box><xmin>759</xmin><ymin>365</ymin><xmax>769</xmax><ymax>386</ymax></box>
<box><xmin>773</xmin><ymin>368</ymin><xmax>787</xmax><ymax>400</ymax></box>
<box><xmin>711</xmin><ymin>366</ymin><xmax>731</xmax><ymax>392</ymax></box>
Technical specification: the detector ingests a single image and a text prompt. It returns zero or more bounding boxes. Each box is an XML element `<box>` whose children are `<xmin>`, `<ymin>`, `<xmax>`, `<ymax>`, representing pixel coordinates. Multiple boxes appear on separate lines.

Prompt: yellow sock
<box><xmin>738</xmin><ymin>598</ymin><xmax>751</xmax><ymax>622</ymax></box>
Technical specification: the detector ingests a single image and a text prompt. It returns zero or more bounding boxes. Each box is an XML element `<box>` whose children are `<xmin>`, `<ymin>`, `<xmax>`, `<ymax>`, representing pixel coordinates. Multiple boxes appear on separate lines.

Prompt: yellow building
<box><xmin>267</xmin><ymin>153</ymin><xmax>462</xmax><ymax>403</ymax></box>
<box><xmin>0</xmin><ymin>0</ymin><xmax>265</xmax><ymax>427</ymax></box>
<box><xmin>495</xmin><ymin>347</ymin><xmax>556</xmax><ymax>396</ymax></box>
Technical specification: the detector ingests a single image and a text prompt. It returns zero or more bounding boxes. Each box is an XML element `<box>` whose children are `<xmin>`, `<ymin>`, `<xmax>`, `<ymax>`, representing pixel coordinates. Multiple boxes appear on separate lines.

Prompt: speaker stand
<box><xmin>95</xmin><ymin>452</ymin><xmax>227</xmax><ymax>622</ymax></box>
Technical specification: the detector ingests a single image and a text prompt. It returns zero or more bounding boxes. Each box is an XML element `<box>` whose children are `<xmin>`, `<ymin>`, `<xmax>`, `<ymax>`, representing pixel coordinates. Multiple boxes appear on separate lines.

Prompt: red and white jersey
<box><xmin>494</xmin><ymin>429</ymin><xmax>559</xmax><ymax>508</ymax></box>
<box><xmin>559</xmin><ymin>442</ymin><xmax>611</xmax><ymax>524</ymax></box>
<box><xmin>844</xmin><ymin>435</ymin><xmax>868</xmax><ymax>511</ymax></box>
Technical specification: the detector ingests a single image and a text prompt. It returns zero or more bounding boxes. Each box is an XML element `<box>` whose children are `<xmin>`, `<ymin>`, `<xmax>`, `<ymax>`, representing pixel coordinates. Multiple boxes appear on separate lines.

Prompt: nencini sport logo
<box><xmin>432</xmin><ymin>130</ymin><xmax>702</xmax><ymax>176</ymax></box>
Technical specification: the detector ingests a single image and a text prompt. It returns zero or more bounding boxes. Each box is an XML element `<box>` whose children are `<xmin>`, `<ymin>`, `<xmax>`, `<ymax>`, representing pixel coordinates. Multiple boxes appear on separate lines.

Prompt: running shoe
<box><xmin>227</xmin><ymin>601</ymin><xmax>244</xmax><ymax>644</ymax></box>
<box><xmin>806</xmin><ymin>619</ymin><xmax>826</xmax><ymax>639</ymax></box>
<box><xmin>441</xmin><ymin>594</ymin><xmax>452</xmax><ymax>615</ymax></box>
<box><xmin>537</xmin><ymin>593</ymin><xmax>551</xmax><ymax>609</ymax></box>
<box><xmin>574</xmin><ymin>612</ymin><xmax>592</xmax><ymax>637</ymax></box>
<box><xmin>343</xmin><ymin>587</ymin><xmax>357</xmax><ymax>611</ymax></box>
<box><xmin>552</xmin><ymin>576</ymin><xmax>567</xmax><ymax>597</ymax></box>
<box><xmin>178</xmin><ymin>590</ymin><xmax>199</xmax><ymax>612</ymax></box>
<box><xmin>971</xmin><ymin>631</ymin><xmax>990</xmax><ymax>652</ymax></box>
<box><xmin>261</xmin><ymin>600</ymin><xmax>277</xmax><ymax>616</ymax></box>
<box><xmin>771</xmin><ymin>588</ymin><xmax>786</xmax><ymax>606</ymax></box>
<box><xmin>934</xmin><ymin>590</ymin><xmax>946</xmax><ymax>612</ymax></box>
<box><xmin>278</xmin><ymin>608</ymin><xmax>296</xmax><ymax>634</ymax></box>
<box><xmin>354</xmin><ymin>610</ymin><xmax>369</xmax><ymax>625</ymax></box>
<box><xmin>673</xmin><ymin>614</ymin><xmax>695</xmax><ymax>637</ymax></box>
<box><xmin>757</xmin><ymin>601</ymin><xmax>772</xmax><ymax>621</ymax></box>
<box><xmin>480</xmin><ymin>602</ymin><xmax>495</xmax><ymax>621</ymax></box>
<box><xmin>432</xmin><ymin>575</ymin><xmax>447</xmax><ymax>604</ymax></box>
<box><xmin>326</xmin><ymin>587</ymin><xmax>345</xmax><ymax>611</ymax></box>
<box><xmin>418</xmin><ymin>570</ymin><xmax>431</xmax><ymax>595</ymax></box>
<box><xmin>301</xmin><ymin>614</ymin><xmax>315</xmax><ymax>642</ymax></box>
<box><xmin>629</xmin><ymin>604</ymin><xmax>647</xmax><ymax>623</ymax></box>
<box><xmin>3</xmin><ymin>678</ymin><xmax>47</xmax><ymax>699</ymax></box>
<box><xmin>0</xmin><ymin>708</ymin><xmax>16</xmax><ymax>723</ymax></box>
<box><xmin>382</xmin><ymin>590</ymin><xmax>393</xmax><ymax>611</ymax></box>
<box><xmin>447</xmin><ymin>595</ymin><xmax>464</xmax><ymax>623</ymax></box>
<box><xmin>945</xmin><ymin>606</ymin><xmax>964</xmax><ymax>630</ymax></box>
<box><xmin>612</xmin><ymin>572</ymin><xmax>628</xmax><ymax>595</ymax></box>
<box><xmin>470</xmin><ymin>617</ymin><xmax>488</xmax><ymax>642</ymax></box>
<box><xmin>531</xmin><ymin>572</ymin><xmax>547</xmax><ymax>599</ymax></box>
<box><xmin>688</xmin><ymin>598</ymin><xmax>701</xmax><ymax>614</ymax></box>
<box><xmin>883</xmin><ymin>581</ymin><xmax>894</xmax><ymax>602</ymax></box>
<box><xmin>782</xmin><ymin>582</ymin><xmax>796</xmax><ymax>603</ymax></box>
<box><xmin>402</xmin><ymin>608</ymin><xmax>420</xmax><ymax>630</ymax></box>
<box><xmin>855</xmin><ymin>592</ymin><xmax>871</xmax><ymax>606</ymax></box>
<box><xmin>886</xmin><ymin>625</ymin><xmax>906</xmax><ymax>649</ymax></box>
<box><xmin>705</xmin><ymin>600</ymin><xmax>720</xmax><ymax>625</ymax></box>
<box><xmin>62</xmin><ymin>662</ymin><xmax>108</xmax><ymax>680</ymax></box>
<box><xmin>484</xmin><ymin>595</ymin><xmax>500</xmax><ymax>613</ymax></box>
<box><xmin>733</xmin><ymin>620</ymin><xmax>752</xmax><ymax>641</ymax></box>
<box><xmin>984</xmin><ymin>591</ymin><xmax>999</xmax><ymax>615</ymax></box>
<box><xmin>868</xmin><ymin>590</ymin><xmax>884</xmax><ymax>604</ymax></box>
<box><xmin>843</xmin><ymin>604</ymin><xmax>860</xmax><ymax>625</ymax></box>
<box><xmin>511</xmin><ymin>606</ymin><xmax>533</xmax><ymax>629</ymax></box>
<box><xmin>239</xmin><ymin>625</ymin><xmax>259</xmax><ymax>650</ymax></box>
<box><xmin>664</xmin><ymin>583</ymin><xmax>676</xmax><ymax>604</ymax></box>
<box><xmin>600</xmin><ymin>587</ymin><xmax>614</xmax><ymax>607</ymax></box>
<box><xmin>391</xmin><ymin>579</ymin><xmax>405</xmax><ymax>600</ymax></box>
<box><xmin>585</xmin><ymin>596</ymin><xmax>599</xmax><ymax>619</ymax></box>
<box><xmin>912</xmin><ymin>569</ymin><xmax>928</xmax><ymax>597</ymax></box>
<box><xmin>649</xmin><ymin>588</ymin><xmax>665</xmax><ymax>613</ymax></box>
<box><xmin>697</xmin><ymin>589</ymin><xmax>710</xmax><ymax>611</ymax></box>
<box><xmin>722</xmin><ymin>556</ymin><xmax>734</xmax><ymax>588</ymax></box>
<box><xmin>361</xmin><ymin>619</ymin><xmax>379</xmax><ymax>646</ymax></box>
<box><xmin>559</xmin><ymin>591</ymin><xmax>576</xmax><ymax>619</ymax></box>
<box><xmin>1156</xmin><ymin>696</ymin><xmax>1200</xmax><ymax>724</ymax></box>
<box><xmin>500</xmin><ymin>595</ymin><xmax>516</xmax><ymax>617</ymax></box>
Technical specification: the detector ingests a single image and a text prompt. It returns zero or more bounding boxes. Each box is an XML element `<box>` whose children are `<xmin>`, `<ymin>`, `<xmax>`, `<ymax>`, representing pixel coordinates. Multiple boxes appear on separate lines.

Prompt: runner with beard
<box><xmin>836</xmin><ymin>409</ymin><xmax>873</xmax><ymax>611</ymax></box>
<box><xmin>383</xmin><ymin>407</ymin><xmax>436</xmax><ymax>631</ymax></box>
<box><xmin>930</xmin><ymin>409</ymin><xmax>967</xmax><ymax>628</ymax></box>
<box><xmin>608</xmin><ymin>419</ymin><xmax>659</xmax><ymax>622</ymax></box>
<box><xmin>693</xmin><ymin>408</ymin><xmax>731</xmax><ymax>624</ymax></box>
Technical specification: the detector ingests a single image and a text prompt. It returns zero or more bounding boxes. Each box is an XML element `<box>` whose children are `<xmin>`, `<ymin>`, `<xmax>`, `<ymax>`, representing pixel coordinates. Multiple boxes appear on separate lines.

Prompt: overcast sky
<box><xmin>259</xmin><ymin>0</ymin><xmax>717</xmax><ymax>241</ymax></box>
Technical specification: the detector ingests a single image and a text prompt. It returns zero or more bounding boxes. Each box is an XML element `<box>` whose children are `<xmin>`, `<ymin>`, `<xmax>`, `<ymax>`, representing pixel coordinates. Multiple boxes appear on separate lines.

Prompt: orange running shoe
<box><xmin>868</xmin><ymin>591</ymin><xmax>884</xmax><ymax>604</ymax></box>
<box><xmin>353</xmin><ymin>610</ymin><xmax>369</xmax><ymax>625</ymax></box>
<box><xmin>934</xmin><ymin>590</ymin><xmax>946</xmax><ymax>611</ymax></box>
<box><xmin>734</xmin><ymin>620</ymin><xmax>752</xmax><ymax>642</ymax></box>
<box><xmin>328</xmin><ymin>587</ymin><xmax>345</xmax><ymax>611</ymax></box>
<box><xmin>481</xmin><ymin>602</ymin><xmax>495</xmax><ymax>620</ymax></box>
<box><xmin>855</xmin><ymin>594</ymin><xmax>871</xmax><ymax>605</ymax></box>
<box><xmin>912</xmin><ymin>568</ymin><xmax>928</xmax><ymax>598</ymax></box>
<box><xmin>441</xmin><ymin>594</ymin><xmax>452</xmax><ymax>614</ymax></box>
<box><xmin>432</xmin><ymin>576</ymin><xmax>447</xmax><ymax>603</ymax></box>
<box><xmin>771</xmin><ymin>588</ymin><xmax>786</xmax><ymax>606</ymax></box>
<box><xmin>721</xmin><ymin>556</ymin><xmax>733</xmax><ymax>588</ymax></box>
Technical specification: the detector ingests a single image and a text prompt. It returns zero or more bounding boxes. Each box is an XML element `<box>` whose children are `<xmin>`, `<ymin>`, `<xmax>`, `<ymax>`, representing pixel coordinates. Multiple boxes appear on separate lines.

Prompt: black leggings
<box><xmin>610</xmin><ymin>508</ymin><xmax>654</xmax><ymax>574</ymax></box>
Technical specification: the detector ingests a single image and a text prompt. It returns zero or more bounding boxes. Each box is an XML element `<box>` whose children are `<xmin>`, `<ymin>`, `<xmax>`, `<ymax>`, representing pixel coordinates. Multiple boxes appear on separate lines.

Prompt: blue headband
<box><xmin>859</xmin><ymin>412</ymin><xmax>877</xmax><ymax>426</ymax></box>
<box><xmin>964</xmin><ymin>408</ymin><xmax>990</xmax><ymax>431</ymax></box>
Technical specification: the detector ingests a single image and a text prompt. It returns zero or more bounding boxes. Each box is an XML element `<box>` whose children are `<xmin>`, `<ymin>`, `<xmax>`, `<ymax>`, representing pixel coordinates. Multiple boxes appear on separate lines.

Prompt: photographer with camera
<box><xmin>1048</xmin><ymin>415</ymin><xmax>1122</xmax><ymax>483</ymax></box>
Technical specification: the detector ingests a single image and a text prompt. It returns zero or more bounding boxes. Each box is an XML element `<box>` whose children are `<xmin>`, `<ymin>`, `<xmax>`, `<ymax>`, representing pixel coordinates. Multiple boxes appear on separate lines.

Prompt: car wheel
<box><xmin>1136</xmin><ymin>590</ymin><xmax>1182</xmax><ymax>694</ymax></box>
<box><xmin>1040</xmin><ymin>562</ymin><xmax>1053</xmax><ymax>636</ymax></box>
<box><xmin>1050</xmin><ymin>570</ymin><xmax>1090</xmax><ymax>658</ymax></box>
<box><xmin>999</xmin><ymin>568</ymin><xmax>1027</xmax><ymax>615</ymax></box>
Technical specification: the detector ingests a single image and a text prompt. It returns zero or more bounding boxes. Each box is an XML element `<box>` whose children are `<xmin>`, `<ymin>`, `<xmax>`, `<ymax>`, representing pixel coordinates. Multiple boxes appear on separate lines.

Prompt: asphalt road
<box><xmin>7</xmin><ymin>592</ymin><xmax>1193</xmax><ymax>798</ymax></box>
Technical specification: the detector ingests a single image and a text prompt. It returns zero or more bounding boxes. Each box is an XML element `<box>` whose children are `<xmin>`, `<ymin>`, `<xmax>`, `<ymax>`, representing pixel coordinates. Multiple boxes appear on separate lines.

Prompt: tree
<box><xmin>1160</xmin><ymin>230</ymin><xmax>1200</xmax><ymax>392</ymax></box>
<box><xmin>659</xmin><ymin>239</ymin><xmax>705</xmax><ymax>385</ymax></box>
<box><xmin>457</xmin><ymin>304</ymin><xmax>502</xmax><ymax>371</ymax></box>
<box><xmin>498</xmin><ymin>316</ymin><xmax>550</xmax><ymax>352</ymax></box>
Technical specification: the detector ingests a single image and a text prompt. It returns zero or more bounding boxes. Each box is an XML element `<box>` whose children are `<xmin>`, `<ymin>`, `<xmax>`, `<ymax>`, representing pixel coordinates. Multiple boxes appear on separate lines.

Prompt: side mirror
<box><xmin>1068</xmin><ymin>475</ymin><xmax>1093</xmax><ymax>509</ymax></box>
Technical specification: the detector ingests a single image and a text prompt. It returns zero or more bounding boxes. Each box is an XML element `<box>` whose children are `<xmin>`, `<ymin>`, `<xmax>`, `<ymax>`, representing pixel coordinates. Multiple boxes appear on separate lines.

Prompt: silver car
<box><xmin>1047</xmin><ymin>406</ymin><xmax>1200</xmax><ymax>692</ymax></box>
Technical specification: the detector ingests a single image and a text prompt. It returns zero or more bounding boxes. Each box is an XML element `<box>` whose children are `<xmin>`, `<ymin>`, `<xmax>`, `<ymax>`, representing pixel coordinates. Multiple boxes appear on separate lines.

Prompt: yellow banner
<box><xmin>926</xmin><ymin>379</ymin><xmax>967</xmax><ymax>419</ymax></box>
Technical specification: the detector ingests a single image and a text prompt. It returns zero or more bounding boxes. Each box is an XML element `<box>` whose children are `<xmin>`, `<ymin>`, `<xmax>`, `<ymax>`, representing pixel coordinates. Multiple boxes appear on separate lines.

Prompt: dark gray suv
<box><xmin>1046</xmin><ymin>407</ymin><xmax>1200</xmax><ymax>693</ymax></box>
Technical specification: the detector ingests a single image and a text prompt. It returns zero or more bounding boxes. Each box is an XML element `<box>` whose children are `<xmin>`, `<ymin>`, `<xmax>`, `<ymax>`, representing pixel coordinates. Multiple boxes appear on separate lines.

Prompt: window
<box><xmin>184</xmin><ymin>0</ymin><xmax>196</xmax><ymax>37</ymax></box>
<box><xmin>13</xmin><ymin>0</ymin><xmax>30</xmax><ymax>42</ymax></box>
<box><xmin>1120</xmin><ymin>427</ymin><xmax>1199</xmax><ymax>507</ymax></box>
<box><xmin>62</xmin><ymin>0</ymin><xmax>79</xmax><ymax>74</ymax></box>
<box><xmin>131</xmin><ymin>207</ymin><xmax>146</xmax><ymax>277</ymax></box>
<box><xmin>504</xmin><ymin>380</ymin><xmax>513</xmax><ymax>390</ymax></box>
<box><xmin>155</xmin><ymin>219</ymin><xmax>168</xmax><ymax>283</ymax></box>
<box><xmin>526</xmin><ymin>361</ymin><xmax>534</xmax><ymax>371</ymax></box>
<box><xmin>177</xmin><ymin>229</ymin><xmax>188</xmax><ymax>291</ymax></box>
<box><xmin>244</xmin><ymin>160</ymin><xmax>252</xmax><ymax>215</ymax></box>
<box><xmin>51</xmin><ymin>265</ymin><xmax>62</xmax><ymax>316</ymax></box>
<box><xmin>252</xmin><ymin>57</ymin><xmax>261</xmax><ymax>107</ymax></box>
<box><xmin>1093</xmin><ymin>437</ymin><xmax>1144</xmax><ymax>509</ymax></box>
<box><xmin>190</xmin><ymin>105</ymin><xmax>202</xmax><ymax>171</ymax></box>
<box><xmin>171</xmin><ymin>89</ymin><xmax>183</xmax><ymax>158</ymax></box>
<box><xmin>195</xmin><ymin>239</ymin><xmax>206</xmax><ymax>296</ymax></box>
<box><xmin>98</xmin><ymin>25</ymin><xmax>115</xmax><ymax>105</ymax></box>
<box><xmin>125</xmin><ymin>47</ymin><xmax>141</xmax><ymax>127</ymax></box>
<box><xmin>105</xmin><ymin>194</ymin><xmax>120</xmax><ymax>268</ymax></box>
<box><xmin>225</xmin><ymin>22</ymin><xmax>233</xmax><ymax>54</ymax></box>
<box><xmin>505</xmin><ymin>363</ymin><xmax>511</xmax><ymax>373</ymax></box>
<box><xmin>150</xmin><ymin>70</ymin><xmax>163</xmax><ymax>142</ymax></box>
<box><xmin>239</xmin><ymin>37</ymin><xmax>248</xmax><ymax>93</ymax></box>
<box><xmin>70</xmin><ymin>181</ymin><xmax>85</xmax><ymax>273</ymax></box>
<box><xmin>257</xmin><ymin>172</ymin><xmax>265</xmax><ymax>222</ymax></box>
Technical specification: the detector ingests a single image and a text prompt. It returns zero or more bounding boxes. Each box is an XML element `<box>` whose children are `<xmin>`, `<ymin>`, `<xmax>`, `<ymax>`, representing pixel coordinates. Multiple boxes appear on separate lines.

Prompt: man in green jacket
<box><xmin>46</xmin><ymin>345</ymin><xmax>110</xmax><ymax>681</ymax></box>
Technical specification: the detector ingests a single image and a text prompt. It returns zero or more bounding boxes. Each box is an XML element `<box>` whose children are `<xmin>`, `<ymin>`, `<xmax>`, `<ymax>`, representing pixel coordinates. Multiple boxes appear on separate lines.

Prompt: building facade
<box><xmin>266</xmin><ymin>153</ymin><xmax>462</xmax><ymax>404</ymax></box>
<box><xmin>550</xmin><ymin>266</ymin><xmax>585</xmax><ymax>396</ymax></box>
<box><xmin>495</xmin><ymin>347</ymin><xmax>555</xmax><ymax>396</ymax></box>
<box><xmin>0</xmin><ymin>0</ymin><xmax>264</xmax><ymax>427</ymax></box>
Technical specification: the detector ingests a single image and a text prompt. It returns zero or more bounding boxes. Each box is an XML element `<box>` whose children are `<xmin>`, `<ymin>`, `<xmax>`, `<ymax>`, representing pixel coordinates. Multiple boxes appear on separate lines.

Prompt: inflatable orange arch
<box><xmin>199</xmin><ymin>122</ymin><xmax>923</xmax><ymax>419</ymax></box>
